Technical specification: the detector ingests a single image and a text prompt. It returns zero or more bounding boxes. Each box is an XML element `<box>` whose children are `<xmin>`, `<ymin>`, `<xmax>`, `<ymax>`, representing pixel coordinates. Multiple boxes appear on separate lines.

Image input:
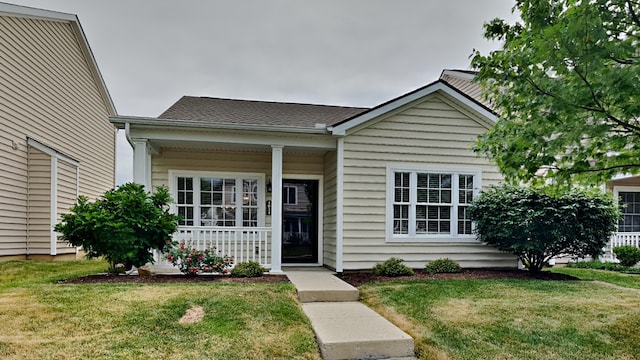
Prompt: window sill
<box><xmin>386</xmin><ymin>235</ymin><xmax>478</xmax><ymax>243</ymax></box>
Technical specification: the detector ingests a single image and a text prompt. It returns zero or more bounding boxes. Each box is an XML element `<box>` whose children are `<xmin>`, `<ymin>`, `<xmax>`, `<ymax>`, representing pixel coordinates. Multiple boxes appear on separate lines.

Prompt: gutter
<box><xmin>109</xmin><ymin>115</ymin><xmax>330</xmax><ymax>135</ymax></box>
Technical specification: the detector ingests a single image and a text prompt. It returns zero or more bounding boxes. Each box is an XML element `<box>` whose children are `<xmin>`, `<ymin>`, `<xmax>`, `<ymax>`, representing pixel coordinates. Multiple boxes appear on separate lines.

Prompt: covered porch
<box><xmin>112</xmin><ymin>113</ymin><xmax>345</xmax><ymax>273</ymax></box>
<box><xmin>606</xmin><ymin>175</ymin><xmax>640</xmax><ymax>261</ymax></box>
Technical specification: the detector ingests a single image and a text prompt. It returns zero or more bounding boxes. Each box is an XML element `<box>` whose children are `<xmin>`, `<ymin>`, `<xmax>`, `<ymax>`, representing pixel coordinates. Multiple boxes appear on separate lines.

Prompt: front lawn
<box><xmin>360</xmin><ymin>273</ymin><xmax>640</xmax><ymax>360</ymax></box>
<box><xmin>0</xmin><ymin>260</ymin><xmax>320</xmax><ymax>360</ymax></box>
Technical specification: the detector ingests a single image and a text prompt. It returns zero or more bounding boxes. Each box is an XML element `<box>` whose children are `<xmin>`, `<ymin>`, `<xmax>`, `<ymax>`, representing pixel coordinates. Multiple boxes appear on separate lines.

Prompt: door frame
<box><xmin>282</xmin><ymin>174</ymin><xmax>323</xmax><ymax>266</ymax></box>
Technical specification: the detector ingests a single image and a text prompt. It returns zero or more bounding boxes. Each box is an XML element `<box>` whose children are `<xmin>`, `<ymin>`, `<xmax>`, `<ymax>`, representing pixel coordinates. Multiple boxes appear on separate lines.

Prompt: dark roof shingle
<box><xmin>158</xmin><ymin>96</ymin><xmax>368</xmax><ymax>128</ymax></box>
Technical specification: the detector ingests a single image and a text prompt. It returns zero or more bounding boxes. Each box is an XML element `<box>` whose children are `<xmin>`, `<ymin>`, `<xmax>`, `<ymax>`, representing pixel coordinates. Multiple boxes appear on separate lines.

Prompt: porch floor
<box><xmin>286</xmin><ymin>269</ymin><xmax>415</xmax><ymax>360</ymax></box>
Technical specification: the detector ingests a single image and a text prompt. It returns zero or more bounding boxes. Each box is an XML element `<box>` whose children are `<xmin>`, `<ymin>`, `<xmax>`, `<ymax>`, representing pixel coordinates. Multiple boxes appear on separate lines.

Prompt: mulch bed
<box><xmin>337</xmin><ymin>269</ymin><xmax>579</xmax><ymax>287</ymax></box>
<box><xmin>60</xmin><ymin>269</ymin><xmax>577</xmax><ymax>286</ymax></box>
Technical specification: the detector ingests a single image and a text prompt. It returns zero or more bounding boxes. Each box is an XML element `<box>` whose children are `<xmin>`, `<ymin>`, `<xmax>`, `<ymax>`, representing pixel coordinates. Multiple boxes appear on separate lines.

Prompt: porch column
<box><xmin>132</xmin><ymin>139</ymin><xmax>151</xmax><ymax>190</ymax></box>
<box><xmin>270</xmin><ymin>145</ymin><xmax>284</xmax><ymax>273</ymax></box>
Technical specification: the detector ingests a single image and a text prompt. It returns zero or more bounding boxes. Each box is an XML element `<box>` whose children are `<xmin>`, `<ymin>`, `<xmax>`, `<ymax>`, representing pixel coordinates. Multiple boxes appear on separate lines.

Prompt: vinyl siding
<box><xmin>55</xmin><ymin>160</ymin><xmax>77</xmax><ymax>254</ymax></box>
<box><xmin>26</xmin><ymin>147</ymin><xmax>50</xmax><ymax>255</ymax></box>
<box><xmin>0</xmin><ymin>15</ymin><xmax>115</xmax><ymax>257</ymax></box>
<box><xmin>341</xmin><ymin>93</ymin><xmax>515</xmax><ymax>270</ymax></box>
<box><xmin>322</xmin><ymin>151</ymin><xmax>337</xmax><ymax>269</ymax></box>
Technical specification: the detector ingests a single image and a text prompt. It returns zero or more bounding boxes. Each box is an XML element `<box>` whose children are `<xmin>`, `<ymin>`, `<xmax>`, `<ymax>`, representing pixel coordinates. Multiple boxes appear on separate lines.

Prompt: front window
<box><xmin>619</xmin><ymin>191</ymin><xmax>640</xmax><ymax>232</ymax></box>
<box><xmin>175</xmin><ymin>173</ymin><xmax>262</xmax><ymax>227</ymax></box>
<box><xmin>390</xmin><ymin>168</ymin><xmax>478</xmax><ymax>240</ymax></box>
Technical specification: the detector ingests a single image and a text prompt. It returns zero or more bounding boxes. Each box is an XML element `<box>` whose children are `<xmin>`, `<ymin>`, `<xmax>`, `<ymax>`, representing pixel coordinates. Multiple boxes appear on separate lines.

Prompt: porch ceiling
<box><xmin>128</xmin><ymin>123</ymin><xmax>338</xmax><ymax>151</ymax></box>
<box><xmin>150</xmin><ymin>139</ymin><xmax>333</xmax><ymax>155</ymax></box>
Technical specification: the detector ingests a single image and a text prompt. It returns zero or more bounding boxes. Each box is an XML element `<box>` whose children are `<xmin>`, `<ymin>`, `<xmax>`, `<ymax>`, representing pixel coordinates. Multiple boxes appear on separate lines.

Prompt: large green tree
<box><xmin>472</xmin><ymin>0</ymin><xmax>640</xmax><ymax>185</ymax></box>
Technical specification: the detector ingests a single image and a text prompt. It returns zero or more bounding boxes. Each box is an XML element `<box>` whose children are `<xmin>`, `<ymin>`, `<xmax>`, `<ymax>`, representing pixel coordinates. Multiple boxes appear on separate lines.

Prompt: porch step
<box><xmin>287</xmin><ymin>270</ymin><xmax>359</xmax><ymax>302</ymax></box>
<box><xmin>302</xmin><ymin>302</ymin><xmax>415</xmax><ymax>360</ymax></box>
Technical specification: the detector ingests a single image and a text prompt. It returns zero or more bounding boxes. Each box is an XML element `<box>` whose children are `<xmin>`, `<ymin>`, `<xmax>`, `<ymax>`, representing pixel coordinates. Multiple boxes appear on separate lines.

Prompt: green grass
<box><xmin>0</xmin><ymin>260</ymin><xmax>320</xmax><ymax>360</ymax></box>
<box><xmin>361</xmin><ymin>277</ymin><xmax>640</xmax><ymax>360</ymax></box>
<box><xmin>0</xmin><ymin>259</ymin><xmax>109</xmax><ymax>291</ymax></box>
<box><xmin>552</xmin><ymin>267</ymin><xmax>640</xmax><ymax>290</ymax></box>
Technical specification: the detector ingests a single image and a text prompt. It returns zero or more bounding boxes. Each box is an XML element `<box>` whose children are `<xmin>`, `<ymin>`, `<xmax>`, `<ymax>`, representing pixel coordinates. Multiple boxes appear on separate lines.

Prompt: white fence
<box><xmin>607</xmin><ymin>232</ymin><xmax>640</xmax><ymax>262</ymax></box>
<box><xmin>157</xmin><ymin>226</ymin><xmax>271</xmax><ymax>268</ymax></box>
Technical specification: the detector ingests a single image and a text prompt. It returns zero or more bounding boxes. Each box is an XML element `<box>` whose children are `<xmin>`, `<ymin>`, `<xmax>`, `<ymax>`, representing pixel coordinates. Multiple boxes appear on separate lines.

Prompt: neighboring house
<box><xmin>111</xmin><ymin>70</ymin><xmax>518</xmax><ymax>272</ymax></box>
<box><xmin>0</xmin><ymin>3</ymin><xmax>116</xmax><ymax>260</ymax></box>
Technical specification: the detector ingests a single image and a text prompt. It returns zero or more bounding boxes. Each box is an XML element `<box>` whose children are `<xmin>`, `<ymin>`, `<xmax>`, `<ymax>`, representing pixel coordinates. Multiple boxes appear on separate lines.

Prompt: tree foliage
<box><xmin>55</xmin><ymin>183</ymin><xmax>178</xmax><ymax>273</ymax></box>
<box><xmin>471</xmin><ymin>0</ymin><xmax>640</xmax><ymax>185</ymax></box>
<box><xmin>468</xmin><ymin>185</ymin><xmax>620</xmax><ymax>273</ymax></box>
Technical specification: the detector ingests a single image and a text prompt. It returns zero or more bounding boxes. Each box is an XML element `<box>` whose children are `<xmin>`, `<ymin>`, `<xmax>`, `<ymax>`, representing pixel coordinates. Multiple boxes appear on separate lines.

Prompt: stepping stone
<box><xmin>287</xmin><ymin>270</ymin><xmax>359</xmax><ymax>302</ymax></box>
<box><xmin>302</xmin><ymin>302</ymin><xmax>415</xmax><ymax>360</ymax></box>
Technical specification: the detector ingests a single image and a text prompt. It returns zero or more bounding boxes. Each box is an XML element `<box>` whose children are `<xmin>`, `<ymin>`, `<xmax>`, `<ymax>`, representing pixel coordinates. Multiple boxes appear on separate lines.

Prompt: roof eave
<box><xmin>109</xmin><ymin>115</ymin><xmax>330</xmax><ymax>135</ymax></box>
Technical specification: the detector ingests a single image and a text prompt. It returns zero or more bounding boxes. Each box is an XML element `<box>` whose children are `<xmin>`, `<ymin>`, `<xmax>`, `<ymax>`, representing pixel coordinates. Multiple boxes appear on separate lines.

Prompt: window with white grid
<box><xmin>388</xmin><ymin>168</ymin><xmax>479</xmax><ymax>240</ymax></box>
<box><xmin>173</xmin><ymin>173</ymin><xmax>263</xmax><ymax>227</ymax></box>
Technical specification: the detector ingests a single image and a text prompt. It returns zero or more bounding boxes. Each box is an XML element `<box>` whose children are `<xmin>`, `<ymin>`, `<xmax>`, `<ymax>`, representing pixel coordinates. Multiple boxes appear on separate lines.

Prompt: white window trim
<box><xmin>385</xmin><ymin>166</ymin><xmax>481</xmax><ymax>243</ymax></box>
<box><xmin>613</xmin><ymin>186</ymin><xmax>640</xmax><ymax>233</ymax></box>
<box><xmin>169</xmin><ymin>170</ymin><xmax>265</xmax><ymax>227</ymax></box>
<box><xmin>283</xmin><ymin>185</ymin><xmax>298</xmax><ymax>205</ymax></box>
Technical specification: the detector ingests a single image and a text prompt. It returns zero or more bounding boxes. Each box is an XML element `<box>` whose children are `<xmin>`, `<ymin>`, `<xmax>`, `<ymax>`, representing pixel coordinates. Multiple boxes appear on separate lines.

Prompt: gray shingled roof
<box><xmin>439</xmin><ymin>70</ymin><xmax>494</xmax><ymax>110</ymax></box>
<box><xmin>158</xmin><ymin>96</ymin><xmax>368</xmax><ymax>128</ymax></box>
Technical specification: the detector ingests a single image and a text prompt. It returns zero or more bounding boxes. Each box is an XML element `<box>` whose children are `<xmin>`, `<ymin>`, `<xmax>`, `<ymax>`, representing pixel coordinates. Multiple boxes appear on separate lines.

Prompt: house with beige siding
<box><xmin>0</xmin><ymin>3</ymin><xmax>116</xmax><ymax>260</ymax></box>
<box><xmin>111</xmin><ymin>71</ymin><xmax>518</xmax><ymax>272</ymax></box>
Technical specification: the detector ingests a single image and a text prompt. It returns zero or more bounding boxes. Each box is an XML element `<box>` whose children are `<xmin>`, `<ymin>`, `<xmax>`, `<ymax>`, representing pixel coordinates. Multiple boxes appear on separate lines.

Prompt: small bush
<box><xmin>231</xmin><ymin>261</ymin><xmax>265</xmax><ymax>278</ymax></box>
<box><xmin>425</xmin><ymin>258</ymin><xmax>461</xmax><ymax>274</ymax></box>
<box><xmin>55</xmin><ymin>183</ymin><xmax>179</xmax><ymax>273</ymax></box>
<box><xmin>613</xmin><ymin>246</ymin><xmax>640</xmax><ymax>267</ymax></box>
<box><xmin>372</xmin><ymin>258</ymin><xmax>414</xmax><ymax>277</ymax></box>
<box><xmin>165</xmin><ymin>242</ymin><xmax>233</xmax><ymax>275</ymax></box>
<box><xmin>566</xmin><ymin>260</ymin><xmax>627</xmax><ymax>271</ymax></box>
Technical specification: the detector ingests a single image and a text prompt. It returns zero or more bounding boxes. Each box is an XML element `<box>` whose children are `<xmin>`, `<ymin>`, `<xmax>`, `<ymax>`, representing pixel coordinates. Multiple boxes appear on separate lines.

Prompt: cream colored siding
<box><xmin>55</xmin><ymin>161</ymin><xmax>77</xmax><ymax>254</ymax></box>
<box><xmin>322</xmin><ymin>151</ymin><xmax>337</xmax><ymax>269</ymax></box>
<box><xmin>26</xmin><ymin>147</ymin><xmax>50</xmax><ymax>255</ymax></box>
<box><xmin>341</xmin><ymin>93</ymin><xmax>514</xmax><ymax>270</ymax></box>
<box><xmin>0</xmin><ymin>15</ymin><xmax>115</xmax><ymax>258</ymax></box>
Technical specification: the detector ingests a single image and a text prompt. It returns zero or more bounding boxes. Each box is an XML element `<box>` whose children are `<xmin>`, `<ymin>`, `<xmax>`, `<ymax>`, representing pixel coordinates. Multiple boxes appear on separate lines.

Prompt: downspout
<box><xmin>124</xmin><ymin>122</ymin><xmax>134</xmax><ymax>147</ymax></box>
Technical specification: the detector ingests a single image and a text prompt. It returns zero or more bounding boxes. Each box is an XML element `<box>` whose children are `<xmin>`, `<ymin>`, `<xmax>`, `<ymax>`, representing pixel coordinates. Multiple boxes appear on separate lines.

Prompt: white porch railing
<box><xmin>606</xmin><ymin>232</ymin><xmax>640</xmax><ymax>261</ymax></box>
<box><xmin>157</xmin><ymin>226</ymin><xmax>272</xmax><ymax>268</ymax></box>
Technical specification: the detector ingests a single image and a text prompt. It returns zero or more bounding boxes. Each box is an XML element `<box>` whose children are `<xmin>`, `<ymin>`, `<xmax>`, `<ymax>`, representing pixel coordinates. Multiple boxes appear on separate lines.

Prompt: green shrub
<box><xmin>468</xmin><ymin>185</ymin><xmax>620</xmax><ymax>273</ymax></box>
<box><xmin>425</xmin><ymin>258</ymin><xmax>461</xmax><ymax>274</ymax></box>
<box><xmin>55</xmin><ymin>183</ymin><xmax>179</xmax><ymax>273</ymax></box>
<box><xmin>566</xmin><ymin>260</ymin><xmax>626</xmax><ymax>271</ymax></box>
<box><xmin>372</xmin><ymin>258</ymin><xmax>414</xmax><ymax>277</ymax></box>
<box><xmin>613</xmin><ymin>246</ymin><xmax>640</xmax><ymax>267</ymax></box>
<box><xmin>231</xmin><ymin>261</ymin><xmax>265</xmax><ymax>278</ymax></box>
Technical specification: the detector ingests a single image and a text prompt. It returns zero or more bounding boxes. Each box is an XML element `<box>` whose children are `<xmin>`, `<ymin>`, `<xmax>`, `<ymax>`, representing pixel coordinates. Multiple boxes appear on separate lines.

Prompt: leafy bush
<box><xmin>425</xmin><ymin>258</ymin><xmax>461</xmax><ymax>274</ymax></box>
<box><xmin>165</xmin><ymin>242</ymin><xmax>233</xmax><ymax>275</ymax></box>
<box><xmin>566</xmin><ymin>260</ymin><xmax>627</xmax><ymax>272</ymax></box>
<box><xmin>468</xmin><ymin>185</ymin><xmax>620</xmax><ymax>273</ymax></box>
<box><xmin>613</xmin><ymin>246</ymin><xmax>640</xmax><ymax>267</ymax></box>
<box><xmin>55</xmin><ymin>183</ymin><xmax>178</xmax><ymax>273</ymax></box>
<box><xmin>231</xmin><ymin>261</ymin><xmax>265</xmax><ymax>278</ymax></box>
<box><xmin>372</xmin><ymin>258</ymin><xmax>414</xmax><ymax>277</ymax></box>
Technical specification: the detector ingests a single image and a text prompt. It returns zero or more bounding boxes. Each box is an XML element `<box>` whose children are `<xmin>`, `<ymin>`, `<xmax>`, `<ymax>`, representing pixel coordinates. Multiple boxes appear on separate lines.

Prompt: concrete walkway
<box><xmin>287</xmin><ymin>269</ymin><xmax>415</xmax><ymax>360</ymax></box>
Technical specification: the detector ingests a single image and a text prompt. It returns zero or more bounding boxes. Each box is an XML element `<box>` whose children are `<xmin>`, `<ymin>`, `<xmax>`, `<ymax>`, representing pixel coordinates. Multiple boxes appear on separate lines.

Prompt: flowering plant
<box><xmin>164</xmin><ymin>241</ymin><xmax>233</xmax><ymax>275</ymax></box>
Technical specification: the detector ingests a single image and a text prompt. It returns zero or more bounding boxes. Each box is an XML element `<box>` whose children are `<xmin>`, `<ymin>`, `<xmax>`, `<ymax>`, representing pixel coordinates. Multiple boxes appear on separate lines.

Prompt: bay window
<box><xmin>388</xmin><ymin>167</ymin><xmax>479</xmax><ymax>240</ymax></box>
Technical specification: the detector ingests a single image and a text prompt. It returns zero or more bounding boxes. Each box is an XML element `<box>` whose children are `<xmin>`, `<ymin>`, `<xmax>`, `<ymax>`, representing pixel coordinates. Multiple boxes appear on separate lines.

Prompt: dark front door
<box><xmin>282</xmin><ymin>179</ymin><xmax>318</xmax><ymax>263</ymax></box>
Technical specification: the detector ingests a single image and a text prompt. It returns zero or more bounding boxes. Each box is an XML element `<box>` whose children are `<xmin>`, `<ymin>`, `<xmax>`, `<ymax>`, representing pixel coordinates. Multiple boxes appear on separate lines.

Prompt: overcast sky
<box><xmin>8</xmin><ymin>0</ymin><xmax>519</xmax><ymax>185</ymax></box>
